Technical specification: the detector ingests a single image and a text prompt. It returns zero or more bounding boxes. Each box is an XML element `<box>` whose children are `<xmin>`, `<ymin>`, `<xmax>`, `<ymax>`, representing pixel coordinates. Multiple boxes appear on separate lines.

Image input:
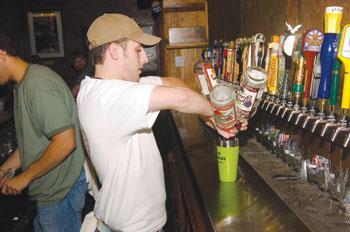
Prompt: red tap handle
<box><xmin>302</xmin><ymin>52</ymin><xmax>317</xmax><ymax>101</ymax></box>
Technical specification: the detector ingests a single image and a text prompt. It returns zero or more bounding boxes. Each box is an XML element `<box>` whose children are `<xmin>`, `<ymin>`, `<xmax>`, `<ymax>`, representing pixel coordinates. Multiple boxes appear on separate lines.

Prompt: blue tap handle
<box><xmin>317</xmin><ymin>33</ymin><xmax>338</xmax><ymax>99</ymax></box>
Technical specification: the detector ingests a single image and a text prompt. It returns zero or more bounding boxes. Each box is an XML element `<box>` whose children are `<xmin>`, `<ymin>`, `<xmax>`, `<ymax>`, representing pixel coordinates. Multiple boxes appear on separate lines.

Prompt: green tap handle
<box><xmin>330</xmin><ymin>59</ymin><xmax>341</xmax><ymax>106</ymax></box>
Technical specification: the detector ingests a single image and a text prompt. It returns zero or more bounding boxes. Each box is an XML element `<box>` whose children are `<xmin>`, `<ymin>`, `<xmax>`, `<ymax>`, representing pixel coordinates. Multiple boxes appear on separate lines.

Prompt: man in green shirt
<box><xmin>0</xmin><ymin>33</ymin><xmax>86</xmax><ymax>232</ymax></box>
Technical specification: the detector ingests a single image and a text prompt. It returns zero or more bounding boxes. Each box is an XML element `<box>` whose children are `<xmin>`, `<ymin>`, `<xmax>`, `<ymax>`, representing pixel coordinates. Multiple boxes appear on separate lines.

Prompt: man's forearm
<box><xmin>22</xmin><ymin>128</ymin><xmax>76</xmax><ymax>182</ymax></box>
<box><xmin>175</xmin><ymin>88</ymin><xmax>213</xmax><ymax>116</ymax></box>
<box><xmin>0</xmin><ymin>148</ymin><xmax>21</xmax><ymax>172</ymax></box>
<box><xmin>161</xmin><ymin>77</ymin><xmax>189</xmax><ymax>88</ymax></box>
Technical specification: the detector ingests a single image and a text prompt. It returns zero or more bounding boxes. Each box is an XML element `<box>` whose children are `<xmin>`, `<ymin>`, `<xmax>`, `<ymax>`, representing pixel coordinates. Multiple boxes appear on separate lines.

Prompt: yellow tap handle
<box><xmin>341</xmin><ymin>73</ymin><xmax>350</xmax><ymax>109</ymax></box>
<box><xmin>337</xmin><ymin>24</ymin><xmax>350</xmax><ymax>109</ymax></box>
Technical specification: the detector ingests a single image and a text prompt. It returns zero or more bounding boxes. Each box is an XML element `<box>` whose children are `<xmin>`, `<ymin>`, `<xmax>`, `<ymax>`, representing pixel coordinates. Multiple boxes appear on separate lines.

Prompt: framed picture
<box><xmin>27</xmin><ymin>11</ymin><xmax>65</xmax><ymax>58</ymax></box>
<box><xmin>142</xmin><ymin>25</ymin><xmax>159</xmax><ymax>72</ymax></box>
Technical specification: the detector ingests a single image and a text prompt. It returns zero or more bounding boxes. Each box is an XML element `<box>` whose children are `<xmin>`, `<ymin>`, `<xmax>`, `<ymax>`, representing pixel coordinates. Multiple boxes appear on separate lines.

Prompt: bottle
<box><xmin>194</xmin><ymin>60</ymin><xmax>218</xmax><ymax>97</ymax></box>
<box><xmin>210</xmin><ymin>83</ymin><xmax>236</xmax><ymax>132</ymax></box>
<box><xmin>235</xmin><ymin>66</ymin><xmax>268</xmax><ymax>120</ymax></box>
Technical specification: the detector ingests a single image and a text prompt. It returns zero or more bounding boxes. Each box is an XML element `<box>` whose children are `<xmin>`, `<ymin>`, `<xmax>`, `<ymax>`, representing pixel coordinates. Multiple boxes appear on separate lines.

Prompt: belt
<box><xmin>96</xmin><ymin>220</ymin><xmax>120</xmax><ymax>232</ymax></box>
<box><xmin>95</xmin><ymin>220</ymin><xmax>164</xmax><ymax>232</ymax></box>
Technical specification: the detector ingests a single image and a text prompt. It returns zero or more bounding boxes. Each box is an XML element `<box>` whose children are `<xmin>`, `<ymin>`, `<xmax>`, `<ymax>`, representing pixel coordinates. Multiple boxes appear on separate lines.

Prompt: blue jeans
<box><xmin>33</xmin><ymin>170</ymin><xmax>87</xmax><ymax>232</ymax></box>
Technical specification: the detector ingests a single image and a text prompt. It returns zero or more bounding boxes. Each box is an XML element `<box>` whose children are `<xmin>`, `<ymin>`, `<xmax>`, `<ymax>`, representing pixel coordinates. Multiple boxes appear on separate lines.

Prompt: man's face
<box><xmin>73</xmin><ymin>56</ymin><xmax>87</xmax><ymax>72</ymax></box>
<box><xmin>119</xmin><ymin>40</ymin><xmax>149</xmax><ymax>82</ymax></box>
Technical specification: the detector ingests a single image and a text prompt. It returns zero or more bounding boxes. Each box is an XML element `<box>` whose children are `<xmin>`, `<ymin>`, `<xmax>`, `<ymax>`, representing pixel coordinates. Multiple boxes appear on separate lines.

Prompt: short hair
<box><xmin>0</xmin><ymin>33</ymin><xmax>18</xmax><ymax>56</ymax></box>
<box><xmin>89</xmin><ymin>39</ymin><xmax>128</xmax><ymax>66</ymax></box>
<box><xmin>71</xmin><ymin>50</ymin><xmax>86</xmax><ymax>62</ymax></box>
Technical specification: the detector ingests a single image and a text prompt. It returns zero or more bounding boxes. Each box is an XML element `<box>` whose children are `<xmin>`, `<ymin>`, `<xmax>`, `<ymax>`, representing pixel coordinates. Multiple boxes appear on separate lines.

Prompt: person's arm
<box><xmin>148</xmin><ymin>85</ymin><xmax>213</xmax><ymax>116</ymax></box>
<box><xmin>160</xmin><ymin>77</ymin><xmax>189</xmax><ymax>88</ymax></box>
<box><xmin>1</xmin><ymin>128</ymin><xmax>76</xmax><ymax>195</ymax></box>
<box><xmin>0</xmin><ymin>148</ymin><xmax>21</xmax><ymax>188</ymax></box>
<box><xmin>0</xmin><ymin>148</ymin><xmax>21</xmax><ymax>174</ymax></box>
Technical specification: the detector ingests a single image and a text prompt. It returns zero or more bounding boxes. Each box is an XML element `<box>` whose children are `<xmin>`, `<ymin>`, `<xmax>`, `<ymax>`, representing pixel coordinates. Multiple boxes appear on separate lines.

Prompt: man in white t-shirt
<box><xmin>77</xmin><ymin>13</ymin><xmax>246</xmax><ymax>232</ymax></box>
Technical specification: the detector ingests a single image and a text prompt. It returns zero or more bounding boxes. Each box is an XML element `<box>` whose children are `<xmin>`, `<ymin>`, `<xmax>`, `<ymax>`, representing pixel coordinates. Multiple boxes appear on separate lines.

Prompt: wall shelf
<box><xmin>163</xmin><ymin>2</ymin><xmax>205</xmax><ymax>13</ymax></box>
<box><xmin>166</xmin><ymin>41</ymin><xmax>209</xmax><ymax>49</ymax></box>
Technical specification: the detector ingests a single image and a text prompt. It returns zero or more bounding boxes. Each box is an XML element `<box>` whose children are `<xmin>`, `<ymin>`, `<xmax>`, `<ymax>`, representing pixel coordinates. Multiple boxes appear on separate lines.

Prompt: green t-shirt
<box><xmin>14</xmin><ymin>64</ymin><xmax>85</xmax><ymax>206</ymax></box>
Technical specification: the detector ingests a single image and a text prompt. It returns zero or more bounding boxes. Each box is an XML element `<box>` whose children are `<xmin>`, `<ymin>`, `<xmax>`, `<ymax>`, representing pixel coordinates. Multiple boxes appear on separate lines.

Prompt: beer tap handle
<box><xmin>254</xmin><ymin>33</ymin><xmax>265</xmax><ymax>67</ymax></box>
<box><xmin>317</xmin><ymin>7</ymin><xmax>343</xmax><ymax>104</ymax></box>
<box><xmin>302</xmin><ymin>29</ymin><xmax>323</xmax><ymax>107</ymax></box>
<box><xmin>341</xmin><ymin>73</ymin><xmax>350</xmax><ymax>110</ymax></box>
<box><xmin>329</xmin><ymin>59</ymin><xmax>341</xmax><ymax>111</ymax></box>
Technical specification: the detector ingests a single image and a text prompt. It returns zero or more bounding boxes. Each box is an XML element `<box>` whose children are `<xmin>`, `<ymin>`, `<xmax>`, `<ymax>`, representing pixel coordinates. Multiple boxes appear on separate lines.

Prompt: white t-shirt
<box><xmin>77</xmin><ymin>76</ymin><xmax>166</xmax><ymax>232</ymax></box>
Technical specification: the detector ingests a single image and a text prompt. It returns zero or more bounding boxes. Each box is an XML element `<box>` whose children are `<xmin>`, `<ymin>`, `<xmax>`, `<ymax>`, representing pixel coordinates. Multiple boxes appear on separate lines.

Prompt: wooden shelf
<box><xmin>163</xmin><ymin>2</ymin><xmax>205</xmax><ymax>13</ymax></box>
<box><xmin>166</xmin><ymin>41</ymin><xmax>209</xmax><ymax>49</ymax></box>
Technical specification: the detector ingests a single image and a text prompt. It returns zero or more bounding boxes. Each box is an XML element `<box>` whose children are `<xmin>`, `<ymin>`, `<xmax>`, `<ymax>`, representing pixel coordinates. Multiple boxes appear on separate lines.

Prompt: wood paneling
<box><xmin>241</xmin><ymin>0</ymin><xmax>289</xmax><ymax>40</ymax></box>
<box><xmin>163</xmin><ymin>10</ymin><xmax>208</xmax><ymax>42</ymax></box>
<box><xmin>299</xmin><ymin>0</ymin><xmax>350</xmax><ymax>32</ymax></box>
<box><xmin>165</xmin><ymin>48</ymin><xmax>203</xmax><ymax>91</ymax></box>
<box><xmin>163</xmin><ymin>0</ymin><xmax>204</xmax><ymax>8</ymax></box>
<box><xmin>241</xmin><ymin>0</ymin><xmax>350</xmax><ymax>41</ymax></box>
<box><xmin>162</xmin><ymin>0</ymin><xmax>209</xmax><ymax>91</ymax></box>
<box><xmin>207</xmin><ymin>0</ymin><xmax>241</xmax><ymax>43</ymax></box>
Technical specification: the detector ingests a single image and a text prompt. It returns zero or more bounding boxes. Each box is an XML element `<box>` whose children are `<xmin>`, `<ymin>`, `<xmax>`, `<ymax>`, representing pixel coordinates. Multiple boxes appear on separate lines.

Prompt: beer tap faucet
<box><xmin>311</xmin><ymin>100</ymin><xmax>328</xmax><ymax>134</ymax></box>
<box><xmin>266</xmin><ymin>95</ymin><xmax>275</xmax><ymax>111</ymax></box>
<box><xmin>321</xmin><ymin>59</ymin><xmax>342</xmax><ymax>137</ymax></box>
<box><xmin>261</xmin><ymin>94</ymin><xmax>270</xmax><ymax>110</ymax></box>
<box><xmin>276</xmin><ymin>98</ymin><xmax>287</xmax><ymax>117</ymax></box>
<box><xmin>331</xmin><ymin>113</ymin><xmax>349</xmax><ymax>144</ymax></box>
<box><xmin>270</xmin><ymin>97</ymin><xmax>281</xmax><ymax>114</ymax></box>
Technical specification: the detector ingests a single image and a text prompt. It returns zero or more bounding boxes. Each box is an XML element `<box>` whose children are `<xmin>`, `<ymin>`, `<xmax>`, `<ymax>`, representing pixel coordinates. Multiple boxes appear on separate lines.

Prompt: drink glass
<box><xmin>217</xmin><ymin>138</ymin><xmax>239</xmax><ymax>182</ymax></box>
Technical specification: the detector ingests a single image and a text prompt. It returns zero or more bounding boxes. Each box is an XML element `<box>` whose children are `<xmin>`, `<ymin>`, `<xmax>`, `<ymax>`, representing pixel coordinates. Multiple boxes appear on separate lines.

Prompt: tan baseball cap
<box><xmin>87</xmin><ymin>13</ymin><xmax>161</xmax><ymax>49</ymax></box>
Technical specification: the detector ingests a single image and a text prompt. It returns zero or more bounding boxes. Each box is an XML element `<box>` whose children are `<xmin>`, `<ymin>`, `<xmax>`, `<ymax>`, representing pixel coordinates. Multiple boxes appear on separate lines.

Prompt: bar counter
<box><xmin>167</xmin><ymin>112</ymin><xmax>308</xmax><ymax>231</ymax></box>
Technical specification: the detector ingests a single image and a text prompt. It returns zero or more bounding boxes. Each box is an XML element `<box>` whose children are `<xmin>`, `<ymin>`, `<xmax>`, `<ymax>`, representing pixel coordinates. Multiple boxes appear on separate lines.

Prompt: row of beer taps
<box><xmin>261</xmin><ymin>9</ymin><xmax>350</xmax><ymax>149</ymax></box>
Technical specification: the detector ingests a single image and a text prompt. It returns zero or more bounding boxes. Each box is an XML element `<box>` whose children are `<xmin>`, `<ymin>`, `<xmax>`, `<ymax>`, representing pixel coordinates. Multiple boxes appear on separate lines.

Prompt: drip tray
<box><xmin>240</xmin><ymin>138</ymin><xmax>350</xmax><ymax>232</ymax></box>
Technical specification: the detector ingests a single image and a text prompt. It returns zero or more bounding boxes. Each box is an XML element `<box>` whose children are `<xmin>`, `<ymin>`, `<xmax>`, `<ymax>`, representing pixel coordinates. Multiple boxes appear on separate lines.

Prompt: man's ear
<box><xmin>108</xmin><ymin>43</ymin><xmax>123</xmax><ymax>61</ymax></box>
<box><xmin>0</xmin><ymin>50</ymin><xmax>7</xmax><ymax>61</ymax></box>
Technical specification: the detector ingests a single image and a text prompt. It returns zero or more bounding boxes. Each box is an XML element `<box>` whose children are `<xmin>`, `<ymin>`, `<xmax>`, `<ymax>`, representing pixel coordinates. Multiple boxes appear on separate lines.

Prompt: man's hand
<box><xmin>215</xmin><ymin>126</ymin><xmax>239</xmax><ymax>139</ymax></box>
<box><xmin>1</xmin><ymin>172</ymin><xmax>31</xmax><ymax>195</ymax></box>
<box><xmin>211</xmin><ymin>118</ymin><xmax>249</xmax><ymax>139</ymax></box>
<box><xmin>0</xmin><ymin>168</ymin><xmax>6</xmax><ymax>189</ymax></box>
<box><xmin>239</xmin><ymin>119</ymin><xmax>249</xmax><ymax>131</ymax></box>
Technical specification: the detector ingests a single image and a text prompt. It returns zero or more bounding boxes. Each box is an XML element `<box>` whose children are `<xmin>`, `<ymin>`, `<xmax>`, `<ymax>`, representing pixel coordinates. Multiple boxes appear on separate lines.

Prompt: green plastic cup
<box><xmin>218</xmin><ymin>182</ymin><xmax>241</xmax><ymax>218</ymax></box>
<box><xmin>217</xmin><ymin>138</ymin><xmax>239</xmax><ymax>182</ymax></box>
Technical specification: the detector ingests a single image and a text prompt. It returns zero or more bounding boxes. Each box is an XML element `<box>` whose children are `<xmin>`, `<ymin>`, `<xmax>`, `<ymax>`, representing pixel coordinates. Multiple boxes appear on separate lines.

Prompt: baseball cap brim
<box><xmin>128</xmin><ymin>32</ymin><xmax>161</xmax><ymax>46</ymax></box>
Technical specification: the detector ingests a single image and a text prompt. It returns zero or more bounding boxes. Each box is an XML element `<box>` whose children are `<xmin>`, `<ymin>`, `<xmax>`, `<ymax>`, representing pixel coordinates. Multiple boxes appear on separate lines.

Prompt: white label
<box><xmin>175</xmin><ymin>56</ymin><xmax>185</xmax><ymax>67</ymax></box>
<box><xmin>236</xmin><ymin>86</ymin><xmax>258</xmax><ymax>113</ymax></box>
<box><xmin>341</xmin><ymin>27</ymin><xmax>350</xmax><ymax>59</ymax></box>
<box><xmin>197</xmin><ymin>74</ymin><xmax>210</xmax><ymax>96</ymax></box>
<box><xmin>206</xmin><ymin>68</ymin><xmax>218</xmax><ymax>88</ymax></box>
<box><xmin>325</xmin><ymin>6</ymin><xmax>343</xmax><ymax>13</ymax></box>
